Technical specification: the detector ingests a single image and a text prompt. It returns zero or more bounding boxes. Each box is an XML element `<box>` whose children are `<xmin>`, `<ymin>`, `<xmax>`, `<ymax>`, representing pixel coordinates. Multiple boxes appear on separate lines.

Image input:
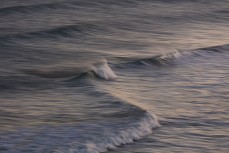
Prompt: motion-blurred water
<box><xmin>0</xmin><ymin>0</ymin><xmax>228</xmax><ymax>153</ymax></box>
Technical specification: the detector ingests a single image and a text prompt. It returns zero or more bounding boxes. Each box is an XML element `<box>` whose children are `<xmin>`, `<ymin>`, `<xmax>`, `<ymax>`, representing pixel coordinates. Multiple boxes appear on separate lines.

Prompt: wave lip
<box><xmin>92</xmin><ymin>59</ymin><xmax>117</xmax><ymax>80</ymax></box>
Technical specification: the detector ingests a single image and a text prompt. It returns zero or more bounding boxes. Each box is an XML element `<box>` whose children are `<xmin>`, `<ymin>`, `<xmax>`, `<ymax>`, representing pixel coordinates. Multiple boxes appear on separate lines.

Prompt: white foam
<box><xmin>1</xmin><ymin>107</ymin><xmax>159</xmax><ymax>153</ymax></box>
<box><xmin>54</xmin><ymin>113</ymin><xmax>160</xmax><ymax>153</ymax></box>
<box><xmin>92</xmin><ymin>59</ymin><xmax>117</xmax><ymax>80</ymax></box>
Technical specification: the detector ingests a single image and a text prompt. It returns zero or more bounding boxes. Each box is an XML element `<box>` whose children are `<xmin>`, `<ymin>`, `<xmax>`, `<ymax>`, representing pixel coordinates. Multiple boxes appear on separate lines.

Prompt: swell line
<box><xmin>0</xmin><ymin>0</ymin><xmax>136</xmax><ymax>15</ymax></box>
<box><xmin>0</xmin><ymin>1</ymin><xmax>69</xmax><ymax>15</ymax></box>
<box><xmin>0</xmin><ymin>23</ymin><xmax>107</xmax><ymax>41</ymax></box>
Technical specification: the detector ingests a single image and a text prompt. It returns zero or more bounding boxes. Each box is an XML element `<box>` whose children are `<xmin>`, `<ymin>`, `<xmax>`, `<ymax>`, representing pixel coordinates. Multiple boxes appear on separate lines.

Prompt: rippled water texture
<box><xmin>0</xmin><ymin>0</ymin><xmax>229</xmax><ymax>153</ymax></box>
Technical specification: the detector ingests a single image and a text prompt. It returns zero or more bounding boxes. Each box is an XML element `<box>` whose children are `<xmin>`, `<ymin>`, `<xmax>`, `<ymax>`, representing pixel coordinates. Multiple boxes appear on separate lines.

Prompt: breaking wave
<box><xmin>92</xmin><ymin>59</ymin><xmax>117</xmax><ymax>80</ymax></box>
<box><xmin>0</xmin><ymin>83</ymin><xmax>159</xmax><ymax>153</ymax></box>
<box><xmin>23</xmin><ymin>59</ymin><xmax>117</xmax><ymax>80</ymax></box>
<box><xmin>22</xmin><ymin>44</ymin><xmax>228</xmax><ymax>81</ymax></box>
<box><xmin>0</xmin><ymin>111</ymin><xmax>159</xmax><ymax>153</ymax></box>
<box><xmin>54</xmin><ymin>112</ymin><xmax>159</xmax><ymax>153</ymax></box>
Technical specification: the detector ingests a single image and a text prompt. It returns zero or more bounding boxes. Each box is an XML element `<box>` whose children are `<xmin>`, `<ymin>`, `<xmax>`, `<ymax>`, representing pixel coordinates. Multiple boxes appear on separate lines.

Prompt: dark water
<box><xmin>0</xmin><ymin>0</ymin><xmax>229</xmax><ymax>153</ymax></box>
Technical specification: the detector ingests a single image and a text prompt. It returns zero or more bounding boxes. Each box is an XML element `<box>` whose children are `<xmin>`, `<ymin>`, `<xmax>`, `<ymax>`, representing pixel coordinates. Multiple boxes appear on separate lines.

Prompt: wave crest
<box><xmin>22</xmin><ymin>59</ymin><xmax>117</xmax><ymax>81</ymax></box>
<box><xmin>116</xmin><ymin>44</ymin><xmax>229</xmax><ymax>67</ymax></box>
<box><xmin>92</xmin><ymin>59</ymin><xmax>117</xmax><ymax>80</ymax></box>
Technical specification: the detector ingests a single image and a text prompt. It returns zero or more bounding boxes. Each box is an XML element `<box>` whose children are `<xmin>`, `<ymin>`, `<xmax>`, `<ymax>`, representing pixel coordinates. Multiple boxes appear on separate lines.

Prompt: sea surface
<box><xmin>0</xmin><ymin>0</ymin><xmax>229</xmax><ymax>153</ymax></box>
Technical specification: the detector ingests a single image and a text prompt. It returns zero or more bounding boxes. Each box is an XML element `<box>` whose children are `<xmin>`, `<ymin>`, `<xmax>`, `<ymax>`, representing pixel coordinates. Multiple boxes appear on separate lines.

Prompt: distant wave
<box><xmin>0</xmin><ymin>2</ymin><xmax>68</xmax><ymax>15</ymax></box>
<box><xmin>0</xmin><ymin>0</ymin><xmax>139</xmax><ymax>17</ymax></box>
<box><xmin>0</xmin><ymin>23</ymin><xmax>107</xmax><ymax>41</ymax></box>
<box><xmin>0</xmin><ymin>0</ymin><xmax>139</xmax><ymax>15</ymax></box>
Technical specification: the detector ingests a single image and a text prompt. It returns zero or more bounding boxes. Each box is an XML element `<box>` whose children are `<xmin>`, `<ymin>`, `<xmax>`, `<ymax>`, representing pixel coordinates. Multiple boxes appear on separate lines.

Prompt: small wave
<box><xmin>138</xmin><ymin>51</ymin><xmax>182</xmax><ymax>66</ymax></box>
<box><xmin>23</xmin><ymin>59</ymin><xmax>117</xmax><ymax>81</ymax></box>
<box><xmin>114</xmin><ymin>50</ymin><xmax>184</xmax><ymax>68</ymax></box>
<box><xmin>199</xmin><ymin>44</ymin><xmax>229</xmax><ymax>53</ymax></box>
<box><xmin>21</xmin><ymin>44</ymin><xmax>228</xmax><ymax>81</ymax></box>
<box><xmin>116</xmin><ymin>44</ymin><xmax>229</xmax><ymax>67</ymax></box>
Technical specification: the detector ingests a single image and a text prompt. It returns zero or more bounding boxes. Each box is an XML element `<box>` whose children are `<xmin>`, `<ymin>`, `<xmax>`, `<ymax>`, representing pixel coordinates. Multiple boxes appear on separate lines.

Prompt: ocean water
<box><xmin>0</xmin><ymin>0</ymin><xmax>229</xmax><ymax>153</ymax></box>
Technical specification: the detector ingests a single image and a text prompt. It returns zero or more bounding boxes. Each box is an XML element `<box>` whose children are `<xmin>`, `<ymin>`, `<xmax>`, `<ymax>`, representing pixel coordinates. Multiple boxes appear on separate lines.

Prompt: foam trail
<box><xmin>92</xmin><ymin>59</ymin><xmax>117</xmax><ymax>80</ymax></box>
